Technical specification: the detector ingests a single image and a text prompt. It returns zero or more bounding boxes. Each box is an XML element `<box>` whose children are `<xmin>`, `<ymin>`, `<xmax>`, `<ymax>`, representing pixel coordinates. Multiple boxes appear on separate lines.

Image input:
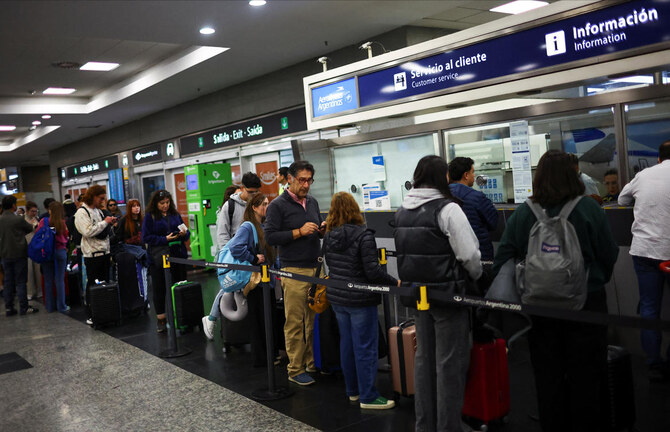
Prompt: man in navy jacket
<box><xmin>448</xmin><ymin>157</ymin><xmax>498</xmax><ymax>263</ymax></box>
<box><xmin>264</xmin><ymin>160</ymin><xmax>325</xmax><ymax>386</ymax></box>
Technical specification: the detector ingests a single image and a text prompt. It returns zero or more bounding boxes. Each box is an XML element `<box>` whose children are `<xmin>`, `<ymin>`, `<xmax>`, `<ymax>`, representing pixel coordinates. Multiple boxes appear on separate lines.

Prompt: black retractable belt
<box><xmin>167</xmin><ymin>257</ymin><xmax>670</xmax><ymax>333</ymax></box>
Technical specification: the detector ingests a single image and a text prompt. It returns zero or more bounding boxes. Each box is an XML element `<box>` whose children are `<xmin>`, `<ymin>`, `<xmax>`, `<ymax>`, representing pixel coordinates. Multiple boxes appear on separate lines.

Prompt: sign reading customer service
<box><xmin>311</xmin><ymin>77</ymin><xmax>358</xmax><ymax>118</ymax></box>
<box><xmin>311</xmin><ymin>0</ymin><xmax>669</xmax><ymax>117</ymax></box>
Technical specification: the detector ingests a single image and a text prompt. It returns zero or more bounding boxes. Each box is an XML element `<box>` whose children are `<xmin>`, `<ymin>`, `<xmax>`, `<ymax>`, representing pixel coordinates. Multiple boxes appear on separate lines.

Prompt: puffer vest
<box><xmin>394</xmin><ymin>199</ymin><xmax>469</xmax><ymax>304</ymax></box>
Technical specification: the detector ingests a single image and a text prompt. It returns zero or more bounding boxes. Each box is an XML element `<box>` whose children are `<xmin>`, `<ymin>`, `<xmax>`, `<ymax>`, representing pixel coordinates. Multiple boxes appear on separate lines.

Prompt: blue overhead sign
<box><xmin>310</xmin><ymin>0</ymin><xmax>670</xmax><ymax>117</ymax></box>
<box><xmin>311</xmin><ymin>77</ymin><xmax>358</xmax><ymax>118</ymax></box>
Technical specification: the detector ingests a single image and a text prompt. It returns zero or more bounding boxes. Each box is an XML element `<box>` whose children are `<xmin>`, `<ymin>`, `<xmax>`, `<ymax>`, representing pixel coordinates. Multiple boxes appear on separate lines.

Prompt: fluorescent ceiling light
<box><xmin>80</xmin><ymin>61</ymin><xmax>120</xmax><ymax>71</ymax></box>
<box><xmin>199</xmin><ymin>27</ymin><xmax>215</xmax><ymax>35</ymax></box>
<box><xmin>0</xmin><ymin>125</ymin><xmax>16</xmax><ymax>131</ymax></box>
<box><xmin>249</xmin><ymin>0</ymin><xmax>267</xmax><ymax>6</ymax></box>
<box><xmin>42</xmin><ymin>115</ymin><xmax>51</xmax><ymax>119</ymax></box>
<box><xmin>610</xmin><ymin>75</ymin><xmax>654</xmax><ymax>84</ymax></box>
<box><xmin>32</xmin><ymin>120</ymin><xmax>41</xmax><ymax>125</ymax></box>
<box><xmin>43</xmin><ymin>87</ymin><xmax>76</xmax><ymax>95</ymax></box>
<box><xmin>491</xmin><ymin>1</ymin><xmax>548</xmax><ymax>15</ymax></box>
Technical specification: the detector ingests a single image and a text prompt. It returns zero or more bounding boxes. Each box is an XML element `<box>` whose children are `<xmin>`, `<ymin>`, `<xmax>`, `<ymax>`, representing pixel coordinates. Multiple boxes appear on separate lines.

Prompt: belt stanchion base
<box><xmin>158</xmin><ymin>255</ymin><xmax>191</xmax><ymax>359</ymax></box>
<box><xmin>251</xmin><ymin>265</ymin><xmax>293</xmax><ymax>401</ymax></box>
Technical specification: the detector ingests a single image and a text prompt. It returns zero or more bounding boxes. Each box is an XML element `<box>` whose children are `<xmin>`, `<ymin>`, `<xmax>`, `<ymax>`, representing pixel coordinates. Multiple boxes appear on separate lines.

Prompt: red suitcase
<box><xmin>388</xmin><ymin>319</ymin><xmax>416</xmax><ymax>397</ymax></box>
<box><xmin>462</xmin><ymin>338</ymin><xmax>510</xmax><ymax>427</ymax></box>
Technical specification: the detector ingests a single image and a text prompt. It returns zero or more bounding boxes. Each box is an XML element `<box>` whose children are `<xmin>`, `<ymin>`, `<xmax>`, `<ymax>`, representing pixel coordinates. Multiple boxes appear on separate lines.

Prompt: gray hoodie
<box><xmin>215</xmin><ymin>192</ymin><xmax>247</xmax><ymax>251</ymax></box>
<box><xmin>400</xmin><ymin>188</ymin><xmax>482</xmax><ymax>280</ymax></box>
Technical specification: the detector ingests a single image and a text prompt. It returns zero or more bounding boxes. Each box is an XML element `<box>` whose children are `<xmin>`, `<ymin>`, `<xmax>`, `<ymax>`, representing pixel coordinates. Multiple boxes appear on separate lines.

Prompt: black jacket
<box><xmin>324</xmin><ymin>224</ymin><xmax>397</xmax><ymax>308</ymax></box>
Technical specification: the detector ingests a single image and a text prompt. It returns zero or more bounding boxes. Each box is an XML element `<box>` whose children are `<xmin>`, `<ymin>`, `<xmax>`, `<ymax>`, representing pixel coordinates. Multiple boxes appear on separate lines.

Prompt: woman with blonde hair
<box><xmin>38</xmin><ymin>201</ymin><xmax>70</xmax><ymax>313</ymax></box>
<box><xmin>323</xmin><ymin>191</ymin><xmax>398</xmax><ymax>410</ymax></box>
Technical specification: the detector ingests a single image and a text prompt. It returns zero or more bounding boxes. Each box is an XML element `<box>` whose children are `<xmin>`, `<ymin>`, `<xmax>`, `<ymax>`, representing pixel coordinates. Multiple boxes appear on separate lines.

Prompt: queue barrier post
<box><xmin>378</xmin><ymin>248</ymin><xmax>393</xmax><ymax>370</ymax></box>
<box><xmin>416</xmin><ymin>285</ymin><xmax>430</xmax><ymax>311</ymax></box>
<box><xmin>251</xmin><ymin>264</ymin><xmax>293</xmax><ymax>401</ymax></box>
<box><xmin>158</xmin><ymin>254</ymin><xmax>192</xmax><ymax>358</ymax></box>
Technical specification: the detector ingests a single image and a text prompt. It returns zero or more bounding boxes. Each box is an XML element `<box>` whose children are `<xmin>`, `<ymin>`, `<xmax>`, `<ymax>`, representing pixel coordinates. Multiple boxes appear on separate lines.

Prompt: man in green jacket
<box><xmin>0</xmin><ymin>195</ymin><xmax>40</xmax><ymax>316</ymax></box>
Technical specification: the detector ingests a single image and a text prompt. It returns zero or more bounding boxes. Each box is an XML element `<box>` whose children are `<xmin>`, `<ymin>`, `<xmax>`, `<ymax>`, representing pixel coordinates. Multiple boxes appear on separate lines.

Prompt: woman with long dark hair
<box><xmin>203</xmin><ymin>193</ymin><xmax>277</xmax><ymax>364</ymax></box>
<box><xmin>113</xmin><ymin>199</ymin><xmax>143</xmax><ymax>246</ymax></box>
<box><xmin>141</xmin><ymin>190</ymin><xmax>189</xmax><ymax>333</ymax></box>
<box><xmin>394</xmin><ymin>155</ymin><xmax>482</xmax><ymax>431</ymax></box>
<box><xmin>324</xmin><ymin>191</ymin><xmax>398</xmax><ymax>409</ymax></box>
<box><xmin>38</xmin><ymin>201</ymin><xmax>70</xmax><ymax>313</ymax></box>
<box><xmin>493</xmin><ymin>150</ymin><xmax>618</xmax><ymax>432</ymax></box>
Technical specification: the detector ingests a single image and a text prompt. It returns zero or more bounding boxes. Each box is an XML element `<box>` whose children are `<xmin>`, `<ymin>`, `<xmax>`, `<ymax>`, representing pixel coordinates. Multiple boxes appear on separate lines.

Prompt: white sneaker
<box><xmin>202</xmin><ymin>316</ymin><xmax>215</xmax><ymax>340</ymax></box>
<box><xmin>86</xmin><ymin>318</ymin><xmax>93</xmax><ymax>326</ymax></box>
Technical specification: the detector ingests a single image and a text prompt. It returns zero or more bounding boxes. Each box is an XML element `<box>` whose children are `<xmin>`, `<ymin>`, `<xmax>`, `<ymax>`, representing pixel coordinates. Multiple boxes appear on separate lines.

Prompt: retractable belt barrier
<box><xmin>169</xmin><ymin>256</ymin><xmax>670</xmax><ymax>333</ymax></box>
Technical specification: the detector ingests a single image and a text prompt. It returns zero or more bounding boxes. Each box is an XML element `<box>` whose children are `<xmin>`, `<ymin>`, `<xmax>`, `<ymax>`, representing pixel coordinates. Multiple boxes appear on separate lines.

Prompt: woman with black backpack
<box><xmin>394</xmin><ymin>155</ymin><xmax>482</xmax><ymax>431</ymax></box>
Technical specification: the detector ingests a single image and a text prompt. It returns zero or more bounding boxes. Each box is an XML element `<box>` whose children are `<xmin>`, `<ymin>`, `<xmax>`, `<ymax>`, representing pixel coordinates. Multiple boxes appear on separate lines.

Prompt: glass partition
<box><xmin>624</xmin><ymin>98</ymin><xmax>670</xmax><ymax>180</ymax></box>
<box><xmin>332</xmin><ymin>134</ymin><xmax>437</xmax><ymax>209</ymax></box>
<box><xmin>445</xmin><ymin>108</ymin><xmax>615</xmax><ymax>203</ymax></box>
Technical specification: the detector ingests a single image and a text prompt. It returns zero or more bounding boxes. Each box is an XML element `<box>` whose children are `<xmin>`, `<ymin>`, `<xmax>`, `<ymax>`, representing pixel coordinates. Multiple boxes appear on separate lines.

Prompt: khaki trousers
<box><xmin>282</xmin><ymin>266</ymin><xmax>317</xmax><ymax>377</ymax></box>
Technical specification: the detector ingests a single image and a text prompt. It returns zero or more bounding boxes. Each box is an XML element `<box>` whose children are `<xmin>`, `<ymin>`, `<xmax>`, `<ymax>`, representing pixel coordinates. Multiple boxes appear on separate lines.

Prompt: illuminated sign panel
<box><xmin>180</xmin><ymin>107</ymin><xmax>307</xmax><ymax>156</ymax></box>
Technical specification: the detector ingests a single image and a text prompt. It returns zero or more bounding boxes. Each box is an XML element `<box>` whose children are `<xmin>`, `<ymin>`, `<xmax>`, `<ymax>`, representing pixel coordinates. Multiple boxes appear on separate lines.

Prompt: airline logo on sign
<box><xmin>545</xmin><ymin>30</ymin><xmax>567</xmax><ymax>56</ymax></box>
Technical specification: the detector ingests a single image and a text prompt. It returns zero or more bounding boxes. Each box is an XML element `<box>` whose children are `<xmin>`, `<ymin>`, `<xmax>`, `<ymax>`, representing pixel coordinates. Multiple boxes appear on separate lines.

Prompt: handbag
<box><xmin>216</xmin><ymin>221</ymin><xmax>258</xmax><ymax>293</ymax></box>
<box><xmin>308</xmin><ymin>243</ymin><xmax>329</xmax><ymax>313</ymax></box>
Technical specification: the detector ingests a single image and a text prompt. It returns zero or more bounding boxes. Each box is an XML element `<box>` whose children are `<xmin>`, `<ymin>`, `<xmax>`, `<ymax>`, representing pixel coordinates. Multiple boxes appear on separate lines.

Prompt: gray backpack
<box><xmin>516</xmin><ymin>196</ymin><xmax>588</xmax><ymax>310</ymax></box>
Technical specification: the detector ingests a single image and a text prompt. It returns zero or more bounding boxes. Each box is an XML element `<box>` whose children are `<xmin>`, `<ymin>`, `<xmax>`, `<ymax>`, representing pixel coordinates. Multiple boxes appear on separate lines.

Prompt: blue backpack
<box><xmin>28</xmin><ymin>217</ymin><xmax>56</xmax><ymax>263</ymax></box>
<box><xmin>216</xmin><ymin>222</ymin><xmax>258</xmax><ymax>293</ymax></box>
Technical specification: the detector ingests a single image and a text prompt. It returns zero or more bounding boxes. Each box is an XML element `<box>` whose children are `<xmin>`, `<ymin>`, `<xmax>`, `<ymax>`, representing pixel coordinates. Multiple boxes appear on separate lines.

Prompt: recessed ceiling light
<box><xmin>32</xmin><ymin>120</ymin><xmax>41</xmax><ymax>126</ymax></box>
<box><xmin>249</xmin><ymin>0</ymin><xmax>267</xmax><ymax>6</ymax></box>
<box><xmin>200</xmin><ymin>27</ymin><xmax>215</xmax><ymax>35</ymax></box>
<box><xmin>491</xmin><ymin>1</ymin><xmax>548</xmax><ymax>14</ymax></box>
<box><xmin>80</xmin><ymin>61</ymin><xmax>120</xmax><ymax>71</ymax></box>
<box><xmin>43</xmin><ymin>87</ymin><xmax>76</xmax><ymax>95</ymax></box>
<box><xmin>42</xmin><ymin>115</ymin><xmax>52</xmax><ymax>119</ymax></box>
<box><xmin>0</xmin><ymin>125</ymin><xmax>17</xmax><ymax>131</ymax></box>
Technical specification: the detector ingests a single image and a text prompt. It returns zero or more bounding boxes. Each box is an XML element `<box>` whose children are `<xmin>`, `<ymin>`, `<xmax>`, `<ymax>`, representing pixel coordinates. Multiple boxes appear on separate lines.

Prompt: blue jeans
<box><xmin>633</xmin><ymin>255</ymin><xmax>670</xmax><ymax>366</ymax></box>
<box><xmin>42</xmin><ymin>249</ymin><xmax>68</xmax><ymax>312</ymax></box>
<box><xmin>331</xmin><ymin>304</ymin><xmax>380</xmax><ymax>403</ymax></box>
<box><xmin>2</xmin><ymin>257</ymin><xmax>28</xmax><ymax>312</ymax></box>
<box><xmin>209</xmin><ymin>289</ymin><xmax>225</xmax><ymax>320</ymax></box>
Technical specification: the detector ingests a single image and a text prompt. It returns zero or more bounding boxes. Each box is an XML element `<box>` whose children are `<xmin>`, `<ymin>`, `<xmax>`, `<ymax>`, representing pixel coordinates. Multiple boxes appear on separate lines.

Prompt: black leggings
<box><xmin>150</xmin><ymin>261</ymin><xmax>187</xmax><ymax>316</ymax></box>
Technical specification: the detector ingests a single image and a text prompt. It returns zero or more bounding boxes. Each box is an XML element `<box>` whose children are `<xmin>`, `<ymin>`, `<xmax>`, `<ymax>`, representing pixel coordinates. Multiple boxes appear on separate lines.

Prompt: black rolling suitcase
<box><xmin>89</xmin><ymin>282</ymin><xmax>122</xmax><ymax>329</ymax></box>
<box><xmin>171</xmin><ymin>281</ymin><xmax>204</xmax><ymax>332</ymax></box>
<box><xmin>603</xmin><ymin>345</ymin><xmax>636</xmax><ymax>432</ymax></box>
<box><xmin>313</xmin><ymin>306</ymin><xmax>340</xmax><ymax>372</ymax></box>
<box><xmin>115</xmin><ymin>252</ymin><xmax>149</xmax><ymax>316</ymax></box>
<box><xmin>221</xmin><ymin>314</ymin><xmax>251</xmax><ymax>352</ymax></box>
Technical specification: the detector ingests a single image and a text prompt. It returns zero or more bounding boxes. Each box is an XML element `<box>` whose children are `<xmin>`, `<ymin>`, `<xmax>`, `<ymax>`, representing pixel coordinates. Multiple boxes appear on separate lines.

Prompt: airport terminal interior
<box><xmin>2</xmin><ymin>1</ymin><xmax>670</xmax><ymax>431</ymax></box>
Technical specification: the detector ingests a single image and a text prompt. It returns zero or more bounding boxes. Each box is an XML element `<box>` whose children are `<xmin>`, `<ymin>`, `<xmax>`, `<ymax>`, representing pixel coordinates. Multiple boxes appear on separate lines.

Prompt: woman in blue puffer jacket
<box><xmin>324</xmin><ymin>192</ymin><xmax>398</xmax><ymax>410</ymax></box>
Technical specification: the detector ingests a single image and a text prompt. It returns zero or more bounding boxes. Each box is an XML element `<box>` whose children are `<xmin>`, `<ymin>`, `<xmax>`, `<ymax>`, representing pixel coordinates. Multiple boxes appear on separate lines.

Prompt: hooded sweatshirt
<box><xmin>400</xmin><ymin>188</ymin><xmax>482</xmax><ymax>281</ymax></box>
<box><xmin>324</xmin><ymin>224</ymin><xmax>397</xmax><ymax>307</ymax></box>
<box><xmin>215</xmin><ymin>192</ymin><xmax>247</xmax><ymax>251</ymax></box>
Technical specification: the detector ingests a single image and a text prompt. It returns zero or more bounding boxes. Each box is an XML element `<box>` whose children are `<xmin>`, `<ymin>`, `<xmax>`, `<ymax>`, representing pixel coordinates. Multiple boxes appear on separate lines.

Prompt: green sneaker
<box><xmin>360</xmin><ymin>396</ymin><xmax>395</xmax><ymax>410</ymax></box>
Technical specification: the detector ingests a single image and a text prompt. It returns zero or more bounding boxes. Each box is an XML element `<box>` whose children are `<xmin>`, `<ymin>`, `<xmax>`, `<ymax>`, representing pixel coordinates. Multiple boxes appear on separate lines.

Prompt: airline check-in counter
<box><xmin>298</xmin><ymin>0</ymin><xmax>670</xmax><ymax>354</ymax></box>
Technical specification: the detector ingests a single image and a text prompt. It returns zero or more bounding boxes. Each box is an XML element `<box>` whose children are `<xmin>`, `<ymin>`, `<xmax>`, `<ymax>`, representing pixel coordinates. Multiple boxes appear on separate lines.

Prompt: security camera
<box><xmin>317</xmin><ymin>57</ymin><xmax>330</xmax><ymax>72</ymax></box>
<box><xmin>359</xmin><ymin>42</ymin><xmax>372</xmax><ymax>50</ymax></box>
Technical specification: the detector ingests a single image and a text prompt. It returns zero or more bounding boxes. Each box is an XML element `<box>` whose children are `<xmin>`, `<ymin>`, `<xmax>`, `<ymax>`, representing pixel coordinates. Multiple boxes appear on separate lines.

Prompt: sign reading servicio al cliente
<box><xmin>311</xmin><ymin>0</ymin><xmax>670</xmax><ymax>119</ymax></box>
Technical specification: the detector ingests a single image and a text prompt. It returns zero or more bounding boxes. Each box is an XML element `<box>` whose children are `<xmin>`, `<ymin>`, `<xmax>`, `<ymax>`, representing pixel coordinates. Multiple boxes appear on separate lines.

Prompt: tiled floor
<box><xmin>2</xmin><ymin>269</ymin><xmax>669</xmax><ymax>432</ymax></box>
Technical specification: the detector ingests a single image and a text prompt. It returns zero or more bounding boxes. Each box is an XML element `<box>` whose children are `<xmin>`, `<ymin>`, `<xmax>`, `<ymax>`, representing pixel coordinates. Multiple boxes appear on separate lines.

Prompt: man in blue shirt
<box><xmin>448</xmin><ymin>157</ymin><xmax>498</xmax><ymax>264</ymax></box>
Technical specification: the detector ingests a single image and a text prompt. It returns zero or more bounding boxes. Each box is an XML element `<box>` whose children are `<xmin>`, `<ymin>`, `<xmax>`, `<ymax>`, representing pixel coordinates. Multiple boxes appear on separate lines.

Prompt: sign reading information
<box><xmin>310</xmin><ymin>0</ymin><xmax>670</xmax><ymax>118</ymax></box>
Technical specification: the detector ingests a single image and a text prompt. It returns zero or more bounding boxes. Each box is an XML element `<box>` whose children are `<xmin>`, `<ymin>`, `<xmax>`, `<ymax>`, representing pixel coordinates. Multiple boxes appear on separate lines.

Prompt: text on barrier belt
<box><xmin>167</xmin><ymin>256</ymin><xmax>670</xmax><ymax>333</ymax></box>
